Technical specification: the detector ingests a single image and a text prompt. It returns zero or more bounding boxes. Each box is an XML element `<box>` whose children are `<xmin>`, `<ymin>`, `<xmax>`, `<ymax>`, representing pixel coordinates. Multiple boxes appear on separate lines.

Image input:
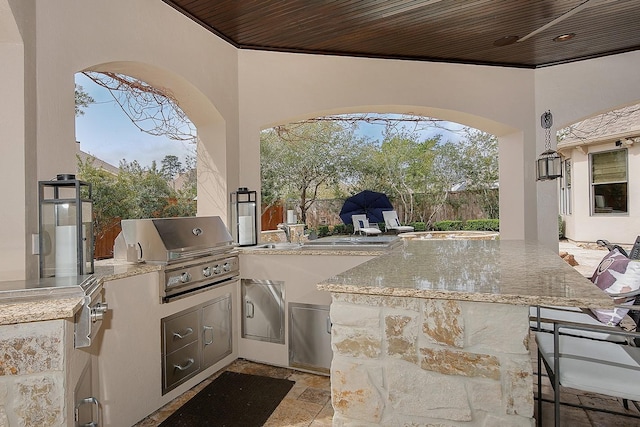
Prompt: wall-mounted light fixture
<box><xmin>536</xmin><ymin>110</ymin><xmax>562</xmax><ymax>181</ymax></box>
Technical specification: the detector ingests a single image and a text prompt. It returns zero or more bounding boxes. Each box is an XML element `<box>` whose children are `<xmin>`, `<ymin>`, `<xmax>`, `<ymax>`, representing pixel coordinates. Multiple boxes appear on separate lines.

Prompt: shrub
<box><xmin>433</xmin><ymin>220</ymin><xmax>464</xmax><ymax>231</ymax></box>
<box><xmin>464</xmin><ymin>219</ymin><xmax>500</xmax><ymax>231</ymax></box>
<box><xmin>558</xmin><ymin>215</ymin><xmax>565</xmax><ymax>239</ymax></box>
<box><xmin>317</xmin><ymin>225</ymin><xmax>330</xmax><ymax>237</ymax></box>
<box><xmin>333</xmin><ymin>224</ymin><xmax>347</xmax><ymax>235</ymax></box>
<box><xmin>411</xmin><ymin>222</ymin><xmax>427</xmax><ymax>231</ymax></box>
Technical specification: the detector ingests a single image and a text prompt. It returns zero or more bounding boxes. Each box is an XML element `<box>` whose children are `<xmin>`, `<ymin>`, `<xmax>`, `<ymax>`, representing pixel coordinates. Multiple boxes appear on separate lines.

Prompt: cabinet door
<box><xmin>202</xmin><ymin>294</ymin><xmax>233</xmax><ymax>368</ymax></box>
<box><xmin>289</xmin><ymin>303</ymin><xmax>332</xmax><ymax>373</ymax></box>
<box><xmin>241</xmin><ymin>279</ymin><xmax>285</xmax><ymax>343</ymax></box>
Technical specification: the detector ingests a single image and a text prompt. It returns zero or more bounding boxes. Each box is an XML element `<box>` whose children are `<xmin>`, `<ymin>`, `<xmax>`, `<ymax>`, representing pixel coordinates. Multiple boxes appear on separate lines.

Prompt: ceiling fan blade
<box><xmin>517</xmin><ymin>0</ymin><xmax>620</xmax><ymax>42</ymax></box>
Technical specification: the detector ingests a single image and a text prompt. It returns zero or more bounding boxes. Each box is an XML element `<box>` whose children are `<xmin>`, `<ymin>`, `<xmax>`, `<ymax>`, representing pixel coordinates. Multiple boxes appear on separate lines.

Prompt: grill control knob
<box><xmin>223</xmin><ymin>262</ymin><xmax>231</xmax><ymax>272</ymax></box>
<box><xmin>213</xmin><ymin>264</ymin><xmax>222</xmax><ymax>274</ymax></box>
<box><xmin>180</xmin><ymin>272</ymin><xmax>192</xmax><ymax>283</ymax></box>
<box><xmin>202</xmin><ymin>267</ymin><xmax>212</xmax><ymax>277</ymax></box>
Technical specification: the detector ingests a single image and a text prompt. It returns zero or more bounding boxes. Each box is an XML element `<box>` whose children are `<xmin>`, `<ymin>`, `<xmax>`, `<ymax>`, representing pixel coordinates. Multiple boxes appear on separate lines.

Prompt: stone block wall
<box><xmin>0</xmin><ymin>320</ymin><xmax>68</xmax><ymax>426</ymax></box>
<box><xmin>329</xmin><ymin>293</ymin><xmax>534</xmax><ymax>426</ymax></box>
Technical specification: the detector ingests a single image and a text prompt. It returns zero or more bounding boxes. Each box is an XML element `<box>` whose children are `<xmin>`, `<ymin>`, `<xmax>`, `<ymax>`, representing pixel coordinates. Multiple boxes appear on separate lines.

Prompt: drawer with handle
<box><xmin>164</xmin><ymin>340</ymin><xmax>201</xmax><ymax>390</ymax></box>
<box><xmin>163</xmin><ymin>310</ymin><xmax>199</xmax><ymax>354</ymax></box>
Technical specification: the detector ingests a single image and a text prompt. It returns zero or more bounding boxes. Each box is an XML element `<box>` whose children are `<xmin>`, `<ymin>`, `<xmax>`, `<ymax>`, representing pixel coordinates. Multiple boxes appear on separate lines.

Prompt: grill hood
<box><xmin>114</xmin><ymin>216</ymin><xmax>234</xmax><ymax>264</ymax></box>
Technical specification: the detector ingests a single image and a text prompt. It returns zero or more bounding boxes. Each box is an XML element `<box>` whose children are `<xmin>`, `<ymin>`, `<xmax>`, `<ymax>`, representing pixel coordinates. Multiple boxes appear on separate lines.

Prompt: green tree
<box><xmin>371</xmin><ymin>130</ymin><xmax>438</xmax><ymax>222</ymax></box>
<box><xmin>261</xmin><ymin>121</ymin><xmax>370</xmax><ymax>223</ymax></box>
<box><xmin>76</xmin><ymin>156</ymin><xmax>134</xmax><ymax>238</ymax></box>
<box><xmin>160</xmin><ymin>154</ymin><xmax>184</xmax><ymax>181</ymax></box>
<box><xmin>427</xmin><ymin>129</ymin><xmax>499</xmax><ymax>223</ymax></box>
<box><xmin>75</xmin><ymin>84</ymin><xmax>94</xmax><ymax>117</ymax></box>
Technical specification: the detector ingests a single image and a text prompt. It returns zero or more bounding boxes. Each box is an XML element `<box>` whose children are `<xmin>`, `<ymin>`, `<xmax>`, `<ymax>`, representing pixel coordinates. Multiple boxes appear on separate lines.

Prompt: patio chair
<box><xmin>530</xmin><ymin>236</ymin><xmax>640</xmax><ymax>342</ymax></box>
<box><xmin>535</xmin><ymin>305</ymin><xmax>640</xmax><ymax>426</ymax></box>
<box><xmin>351</xmin><ymin>214</ymin><xmax>381</xmax><ymax>236</ymax></box>
<box><xmin>382</xmin><ymin>210</ymin><xmax>414</xmax><ymax>233</ymax></box>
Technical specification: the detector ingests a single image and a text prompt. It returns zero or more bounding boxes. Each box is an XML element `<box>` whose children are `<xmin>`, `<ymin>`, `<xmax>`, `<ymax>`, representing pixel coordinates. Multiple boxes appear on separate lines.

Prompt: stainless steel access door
<box><xmin>289</xmin><ymin>303</ymin><xmax>332</xmax><ymax>373</ymax></box>
<box><xmin>241</xmin><ymin>279</ymin><xmax>285</xmax><ymax>344</ymax></box>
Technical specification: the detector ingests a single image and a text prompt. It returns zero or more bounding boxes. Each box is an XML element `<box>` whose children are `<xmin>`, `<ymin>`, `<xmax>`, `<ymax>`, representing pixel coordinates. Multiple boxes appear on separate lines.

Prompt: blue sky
<box><xmin>75</xmin><ymin>73</ymin><xmax>463</xmax><ymax>169</ymax></box>
<box><xmin>75</xmin><ymin>73</ymin><xmax>195</xmax><ymax>169</ymax></box>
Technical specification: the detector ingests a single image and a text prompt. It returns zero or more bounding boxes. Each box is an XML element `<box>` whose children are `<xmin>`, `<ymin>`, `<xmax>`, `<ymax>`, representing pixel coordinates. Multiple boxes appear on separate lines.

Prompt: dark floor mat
<box><xmin>159</xmin><ymin>371</ymin><xmax>294</xmax><ymax>427</ymax></box>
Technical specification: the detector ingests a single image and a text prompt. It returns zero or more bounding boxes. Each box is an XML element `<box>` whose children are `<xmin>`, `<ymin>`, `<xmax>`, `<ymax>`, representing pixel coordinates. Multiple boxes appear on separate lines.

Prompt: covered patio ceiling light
<box><xmin>537</xmin><ymin>110</ymin><xmax>562</xmax><ymax>181</ymax></box>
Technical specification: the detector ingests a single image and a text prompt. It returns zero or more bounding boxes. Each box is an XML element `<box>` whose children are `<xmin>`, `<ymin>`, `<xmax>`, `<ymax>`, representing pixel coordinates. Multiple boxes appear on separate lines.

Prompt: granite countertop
<box><xmin>0</xmin><ymin>261</ymin><xmax>161</xmax><ymax>325</ymax></box>
<box><xmin>317</xmin><ymin>239</ymin><xmax>614</xmax><ymax>308</ymax></box>
<box><xmin>239</xmin><ymin>246</ymin><xmax>387</xmax><ymax>256</ymax></box>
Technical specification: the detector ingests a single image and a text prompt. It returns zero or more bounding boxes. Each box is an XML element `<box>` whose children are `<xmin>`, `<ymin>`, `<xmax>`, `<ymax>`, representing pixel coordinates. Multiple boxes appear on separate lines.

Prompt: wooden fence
<box><xmin>262</xmin><ymin>190</ymin><xmax>498</xmax><ymax>230</ymax></box>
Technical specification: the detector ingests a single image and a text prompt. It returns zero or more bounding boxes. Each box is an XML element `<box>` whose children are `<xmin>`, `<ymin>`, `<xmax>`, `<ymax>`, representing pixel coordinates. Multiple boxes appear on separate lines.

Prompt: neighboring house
<box><xmin>558</xmin><ymin>105</ymin><xmax>640</xmax><ymax>245</ymax></box>
<box><xmin>76</xmin><ymin>145</ymin><xmax>120</xmax><ymax>176</ymax></box>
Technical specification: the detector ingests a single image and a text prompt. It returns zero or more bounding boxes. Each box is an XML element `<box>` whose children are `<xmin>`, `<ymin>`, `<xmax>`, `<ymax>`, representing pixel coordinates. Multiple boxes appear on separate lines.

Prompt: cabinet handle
<box><xmin>203</xmin><ymin>325</ymin><xmax>214</xmax><ymax>345</ymax></box>
<box><xmin>246</xmin><ymin>301</ymin><xmax>255</xmax><ymax>318</ymax></box>
<box><xmin>173</xmin><ymin>327</ymin><xmax>193</xmax><ymax>340</ymax></box>
<box><xmin>75</xmin><ymin>396</ymin><xmax>100</xmax><ymax>427</ymax></box>
<box><xmin>326</xmin><ymin>316</ymin><xmax>332</xmax><ymax>334</ymax></box>
<box><xmin>173</xmin><ymin>358</ymin><xmax>194</xmax><ymax>371</ymax></box>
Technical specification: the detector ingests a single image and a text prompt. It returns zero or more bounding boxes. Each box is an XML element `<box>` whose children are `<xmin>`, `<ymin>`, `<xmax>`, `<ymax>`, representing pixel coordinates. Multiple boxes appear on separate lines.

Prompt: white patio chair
<box><xmin>535</xmin><ymin>307</ymin><xmax>640</xmax><ymax>426</ymax></box>
<box><xmin>382</xmin><ymin>210</ymin><xmax>414</xmax><ymax>233</ymax></box>
<box><xmin>530</xmin><ymin>237</ymin><xmax>640</xmax><ymax>343</ymax></box>
<box><xmin>351</xmin><ymin>214</ymin><xmax>381</xmax><ymax>236</ymax></box>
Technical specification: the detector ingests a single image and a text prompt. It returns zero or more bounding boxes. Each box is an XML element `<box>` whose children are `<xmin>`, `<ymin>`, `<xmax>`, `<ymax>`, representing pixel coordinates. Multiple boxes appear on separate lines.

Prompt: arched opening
<box><xmin>258</xmin><ymin>109</ymin><xmax>506</xmax><ymax>243</ymax></box>
<box><xmin>73</xmin><ymin>62</ymin><xmax>228</xmax><ymax>257</ymax></box>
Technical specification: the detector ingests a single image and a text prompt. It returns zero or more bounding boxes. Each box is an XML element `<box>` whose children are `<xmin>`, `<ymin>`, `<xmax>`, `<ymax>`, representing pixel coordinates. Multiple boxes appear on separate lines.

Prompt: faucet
<box><xmin>278</xmin><ymin>223</ymin><xmax>303</xmax><ymax>245</ymax></box>
<box><xmin>278</xmin><ymin>223</ymin><xmax>292</xmax><ymax>243</ymax></box>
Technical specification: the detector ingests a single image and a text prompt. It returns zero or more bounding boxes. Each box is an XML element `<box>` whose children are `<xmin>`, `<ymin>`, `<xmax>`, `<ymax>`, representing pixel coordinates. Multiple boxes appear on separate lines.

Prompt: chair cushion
<box><xmin>536</xmin><ymin>332</ymin><xmax>640</xmax><ymax>401</ymax></box>
<box><xmin>590</xmin><ymin>249</ymin><xmax>640</xmax><ymax>325</ymax></box>
<box><xmin>529</xmin><ymin>306</ymin><xmax>627</xmax><ymax>343</ymax></box>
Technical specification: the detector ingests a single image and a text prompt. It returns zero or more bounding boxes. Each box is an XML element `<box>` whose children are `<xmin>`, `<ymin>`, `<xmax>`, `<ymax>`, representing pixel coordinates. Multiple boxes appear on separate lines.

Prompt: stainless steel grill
<box><xmin>114</xmin><ymin>216</ymin><xmax>239</xmax><ymax>303</ymax></box>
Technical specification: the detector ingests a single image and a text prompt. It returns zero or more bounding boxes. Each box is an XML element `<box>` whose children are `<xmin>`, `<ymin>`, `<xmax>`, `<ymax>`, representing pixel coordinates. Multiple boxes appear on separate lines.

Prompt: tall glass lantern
<box><xmin>230</xmin><ymin>187</ymin><xmax>257</xmax><ymax>247</ymax></box>
<box><xmin>39</xmin><ymin>174</ymin><xmax>94</xmax><ymax>277</ymax></box>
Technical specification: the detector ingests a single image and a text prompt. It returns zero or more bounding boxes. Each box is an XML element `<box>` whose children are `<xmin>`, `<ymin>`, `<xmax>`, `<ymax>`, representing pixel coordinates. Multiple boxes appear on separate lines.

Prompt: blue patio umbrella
<box><xmin>339</xmin><ymin>190</ymin><xmax>393</xmax><ymax>225</ymax></box>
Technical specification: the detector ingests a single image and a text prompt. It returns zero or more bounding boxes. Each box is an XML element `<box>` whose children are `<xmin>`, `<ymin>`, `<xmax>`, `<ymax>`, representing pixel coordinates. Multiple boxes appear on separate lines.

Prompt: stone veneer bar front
<box><xmin>317</xmin><ymin>239</ymin><xmax>612</xmax><ymax>426</ymax></box>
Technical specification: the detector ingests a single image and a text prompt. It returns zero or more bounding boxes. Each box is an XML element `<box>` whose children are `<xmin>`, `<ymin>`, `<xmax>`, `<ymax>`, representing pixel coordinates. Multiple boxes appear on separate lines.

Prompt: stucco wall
<box><xmin>1</xmin><ymin>0</ymin><xmax>240</xmax><ymax>279</ymax></box>
<box><xmin>237</xmin><ymin>51</ymin><xmax>543</xmax><ymax>243</ymax></box>
<box><xmin>2</xmin><ymin>0</ymin><xmax>640</xmax><ymax>279</ymax></box>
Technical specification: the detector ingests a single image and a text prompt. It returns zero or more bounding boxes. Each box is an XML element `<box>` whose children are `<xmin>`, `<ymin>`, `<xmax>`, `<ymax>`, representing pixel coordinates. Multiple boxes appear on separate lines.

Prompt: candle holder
<box><xmin>230</xmin><ymin>187</ymin><xmax>257</xmax><ymax>246</ymax></box>
<box><xmin>38</xmin><ymin>174</ymin><xmax>94</xmax><ymax>277</ymax></box>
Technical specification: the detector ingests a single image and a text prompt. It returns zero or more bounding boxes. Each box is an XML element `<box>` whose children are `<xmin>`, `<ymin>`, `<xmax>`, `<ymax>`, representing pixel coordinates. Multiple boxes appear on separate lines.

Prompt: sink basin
<box><xmin>253</xmin><ymin>242</ymin><xmax>303</xmax><ymax>250</ymax></box>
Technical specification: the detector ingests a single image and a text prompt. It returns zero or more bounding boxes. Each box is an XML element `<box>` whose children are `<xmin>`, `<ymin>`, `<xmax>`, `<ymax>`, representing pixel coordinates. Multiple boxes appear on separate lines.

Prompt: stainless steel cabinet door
<box><xmin>202</xmin><ymin>294</ymin><xmax>232</xmax><ymax>368</ymax></box>
<box><xmin>289</xmin><ymin>303</ymin><xmax>332</xmax><ymax>373</ymax></box>
<box><xmin>241</xmin><ymin>279</ymin><xmax>285</xmax><ymax>344</ymax></box>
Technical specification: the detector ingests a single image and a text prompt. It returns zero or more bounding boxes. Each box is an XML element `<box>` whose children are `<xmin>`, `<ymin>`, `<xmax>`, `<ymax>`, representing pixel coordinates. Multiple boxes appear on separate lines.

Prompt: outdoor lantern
<box><xmin>536</xmin><ymin>110</ymin><xmax>563</xmax><ymax>181</ymax></box>
<box><xmin>39</xmin><ymin>174</ymin><xmax>94</xmax><ymax>278</ymax></box>
<box><xmin>230</xmin><ymin>187</ymin><xmax>257</xmax><ymax>246</ymax></box>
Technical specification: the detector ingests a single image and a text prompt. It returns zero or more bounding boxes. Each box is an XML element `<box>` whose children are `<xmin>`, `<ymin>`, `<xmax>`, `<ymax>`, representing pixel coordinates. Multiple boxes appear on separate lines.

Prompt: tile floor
<box><xmin>134</xmin><ymin>359</ymin><xmax>333</xmax><ymax>427</ymax></box>
<box><xmin>135</xmin><ymin>351</ymin><xmax>639</xmax><ymax>426</ymax></box>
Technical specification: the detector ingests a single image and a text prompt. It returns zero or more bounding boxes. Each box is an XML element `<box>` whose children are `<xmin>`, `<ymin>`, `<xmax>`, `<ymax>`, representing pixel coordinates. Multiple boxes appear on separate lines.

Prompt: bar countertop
<box><xmin>317</xmin><ymin>239</ymin><xmax>613</xmax><ymax>308</ymax></box>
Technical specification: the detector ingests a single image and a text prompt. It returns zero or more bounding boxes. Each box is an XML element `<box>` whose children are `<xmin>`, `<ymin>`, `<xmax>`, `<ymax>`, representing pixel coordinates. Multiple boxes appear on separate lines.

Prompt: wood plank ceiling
<box><xmin>162</xmin><ymin>0</ymin><xmax>640</xmax><ymax>69</ymax></box>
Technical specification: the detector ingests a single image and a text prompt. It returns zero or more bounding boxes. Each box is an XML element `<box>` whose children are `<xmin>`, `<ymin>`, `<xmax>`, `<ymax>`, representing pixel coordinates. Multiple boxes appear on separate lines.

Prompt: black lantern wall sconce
<box><xmin>536</xmin><ymin>110</ymin><xmax>562</xmax><ymax>181</ymax></box>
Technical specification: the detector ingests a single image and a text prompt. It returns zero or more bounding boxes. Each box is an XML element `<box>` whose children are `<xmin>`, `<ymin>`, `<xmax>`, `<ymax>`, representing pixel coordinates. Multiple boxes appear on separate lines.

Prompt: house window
<box><xmin>590</xmin><ymin>149</ymin><xmax>628</xmax><ymax>215</ymax></box>
<box><xmin>561</xmin><ymin>160</ymin><xmax>572</xmax><ymax>214</ymax></box>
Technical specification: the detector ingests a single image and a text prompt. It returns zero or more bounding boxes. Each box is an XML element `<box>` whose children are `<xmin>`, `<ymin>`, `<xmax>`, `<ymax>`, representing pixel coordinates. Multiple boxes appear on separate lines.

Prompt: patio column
<box><xmin>498</xmin><ymin>131</ymin><xmax>539</xmax><ymax>243</ymax></box>
<box><xmin>0</xmin><ymin>1</ymin><xmax>32</xmax><ymax>280</ymax></box>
